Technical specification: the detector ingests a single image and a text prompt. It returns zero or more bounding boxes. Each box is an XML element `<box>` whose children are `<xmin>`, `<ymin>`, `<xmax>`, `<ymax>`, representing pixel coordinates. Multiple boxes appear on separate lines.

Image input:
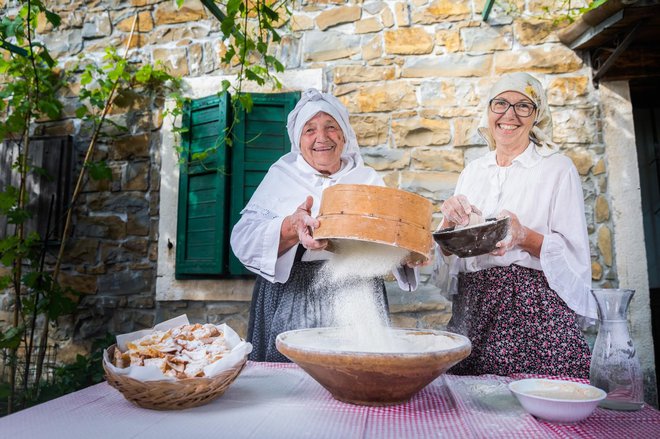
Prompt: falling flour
<box><xmin>322</xmin><ymin>239</ymin><xmax>410</xmax><ymax>282</ymax></box>
<box><xmin>285</xmin><ymin>327</ymin><xmax>460</xmax><ymax>353</ymax></box>
<box><xmin>313</xmin><ymin>240</ymin><xmax>410</xmax><ymax>351</ymax></box>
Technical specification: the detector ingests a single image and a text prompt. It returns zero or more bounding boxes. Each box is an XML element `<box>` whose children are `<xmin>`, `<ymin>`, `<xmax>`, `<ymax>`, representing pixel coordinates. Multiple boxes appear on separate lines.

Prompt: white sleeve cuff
<box><xmin>540</xmin><ymin>234</ymin><xmax>597</xmax><ymax>320</ymax></box>
<box><xmin>432</xmin><ymin>245</ymin><xmax>459</xmax><ymax>296</ymax></box>
<box><xmin>393</xmin><ymin>265</ymin><xmax>419</xmax><ymax>291</ymax></box>
<box><xmin>261</xmin><ymin>216</ymin><xmax>296</xmax><ymax>284</ymax></box>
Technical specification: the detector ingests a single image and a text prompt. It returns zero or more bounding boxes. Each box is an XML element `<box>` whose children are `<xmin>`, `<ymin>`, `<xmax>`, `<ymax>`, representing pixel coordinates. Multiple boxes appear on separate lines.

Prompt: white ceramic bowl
<box><xmin>509</xmin><ymin>378</ymin><xmax>606</xmax><ymax>423</ymax></box>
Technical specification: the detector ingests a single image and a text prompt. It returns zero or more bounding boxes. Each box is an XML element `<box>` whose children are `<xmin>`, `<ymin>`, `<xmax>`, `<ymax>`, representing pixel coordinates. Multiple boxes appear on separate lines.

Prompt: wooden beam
<box><xmin>593</xmin><ymin>46</ymin><xmax>660</xmax><ymax>82</ymax></box>
<box><xmin>593</xmin><ymin>22</ymin><xmax>641</xmax><ymax>83</ymax></box>
<box><xmin>570</xmin><ymin>10</ymin><xmax>624</xmax><ymax>50</ymax></box>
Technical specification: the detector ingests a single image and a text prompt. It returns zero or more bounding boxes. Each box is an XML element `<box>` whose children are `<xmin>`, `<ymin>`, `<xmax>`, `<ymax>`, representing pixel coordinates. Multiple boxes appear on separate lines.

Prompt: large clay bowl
<box><xmin>433</xmin><ymin>217</ymin><xmax>510</xmax><ymax>258</ymax></box>
<box><xmin>276</xmin><ymin>327</ymin><xmax>471</xmax><ymax>406</ymax></box>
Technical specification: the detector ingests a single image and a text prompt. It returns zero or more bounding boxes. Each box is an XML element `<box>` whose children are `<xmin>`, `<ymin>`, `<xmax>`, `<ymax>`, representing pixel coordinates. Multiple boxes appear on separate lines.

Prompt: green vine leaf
<box><xmin>0</xmin><ymin>186</ymin><xmax>19</xmax><ymax>213</ymax></box>
<box><xmin>135</xmin><ymin>64</ymin><xmax>153</xmax><ymax>83</ymax></box>
<box><xmin>7</xmin><ymin>206</ymin><xmax>32</xmax><ymax>226</ymax></box>
<box><xmin>0</xmin><ymin>326</ymin><xmax>24</xmax><ymax>350</ymax></box>
<box><xmin>44</xmin><ymin>10</ymin><xmax>61</xmax><ymax>28</ymax></box>
<box><xmin>0</xmin><ymin>275</ymin><xmax>12</xmax><ymax>290</ymax></box>
<box><xmin>75</xmin><ymin>106</ymin><xmax>88</xmax><ymax>118</ymax></box>
<box><xmin>45</xmin><ymin>286</ymin><xmax>79</xmax><ymax>320</ymax></box>
<box><xmin>86</xmin><ymin>161</ymin><xmax>113</xmax><ymax>181</ymax></box>
<box><xmin>238</xmin><ymin>93</ymin><xmax>254</xmax><ymax>113</ymax></box>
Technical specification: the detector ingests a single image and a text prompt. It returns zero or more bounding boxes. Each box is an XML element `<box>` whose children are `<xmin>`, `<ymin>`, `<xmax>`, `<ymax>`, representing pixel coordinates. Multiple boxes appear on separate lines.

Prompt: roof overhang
<box><xmin>558</xmin><ymin>0</ymin><xmax>660</xmax><ymax>84</ymax></box>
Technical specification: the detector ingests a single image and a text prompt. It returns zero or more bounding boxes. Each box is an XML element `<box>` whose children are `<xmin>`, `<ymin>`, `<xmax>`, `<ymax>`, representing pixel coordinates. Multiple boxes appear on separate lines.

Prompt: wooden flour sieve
<box><xmin>314</xmin><ymin>184</ymin><xmax>433</xmax><ymax>262</ymax></box>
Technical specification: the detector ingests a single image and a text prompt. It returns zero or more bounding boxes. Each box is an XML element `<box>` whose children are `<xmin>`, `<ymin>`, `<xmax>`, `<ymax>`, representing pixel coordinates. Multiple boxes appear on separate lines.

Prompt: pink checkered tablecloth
<box><xmin>1</xmin><ymin>361</ymin><xmax>659</xmax><ymax>438</ymax></box>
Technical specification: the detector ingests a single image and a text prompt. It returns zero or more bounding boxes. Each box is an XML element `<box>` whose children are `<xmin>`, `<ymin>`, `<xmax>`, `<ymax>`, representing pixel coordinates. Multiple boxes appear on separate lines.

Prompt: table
<box><xmin>2</xmin><ymin>362</ymin><xmax>659</xmax><ymax>438</ymax></box>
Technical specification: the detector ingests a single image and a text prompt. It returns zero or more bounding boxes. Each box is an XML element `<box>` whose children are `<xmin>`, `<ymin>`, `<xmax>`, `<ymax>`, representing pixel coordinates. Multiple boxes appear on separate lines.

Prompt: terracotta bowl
<box><xmin>276</xmin><ymin>327</ymin><xmax>471</xmax><ymax>406</ymax></box>
<box><xmin>433</xmin><ymin>217</ymin><xmax>510</xmax><ymax>258</ymax></box>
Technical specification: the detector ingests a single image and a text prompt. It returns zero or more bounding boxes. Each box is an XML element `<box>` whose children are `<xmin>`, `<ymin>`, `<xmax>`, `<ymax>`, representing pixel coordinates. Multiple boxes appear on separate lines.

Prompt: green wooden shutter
<box><xmin>228</xmin><ymin>92</ymin><xmax>300</xmax><ymax>275</ymax></box>
<box><xmin>176</xmin><ymin>94</ymin><xmax>230</xmax><ymax>277</ymax></box>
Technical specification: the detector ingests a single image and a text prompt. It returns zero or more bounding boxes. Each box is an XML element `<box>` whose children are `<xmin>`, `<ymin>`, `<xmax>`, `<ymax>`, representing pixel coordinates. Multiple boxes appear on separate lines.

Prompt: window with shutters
<box><xmin>0</xmin><ymin>136</ymin><xmax>74</xmax><ymax>244</ymax></box>
<box><xmin>175</xmin><ymin>91</ymin><xmax>299</xmax><ymax>278</ymax></box>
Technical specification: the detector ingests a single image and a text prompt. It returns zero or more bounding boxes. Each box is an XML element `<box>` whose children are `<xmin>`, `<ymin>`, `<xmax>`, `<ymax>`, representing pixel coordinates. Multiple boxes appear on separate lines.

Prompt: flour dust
<box><xmin>314</xmin><ymin>240</ymin><xmax>409</xmax><ymax>351</ymax></box>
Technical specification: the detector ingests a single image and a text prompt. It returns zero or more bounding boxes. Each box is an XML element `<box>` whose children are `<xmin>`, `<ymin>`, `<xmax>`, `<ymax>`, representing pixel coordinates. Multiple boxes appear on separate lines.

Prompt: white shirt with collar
<box><xmin>434</xmin><ymin>143</ymin><xmax>597</xmax><ymax>320</ymax></box>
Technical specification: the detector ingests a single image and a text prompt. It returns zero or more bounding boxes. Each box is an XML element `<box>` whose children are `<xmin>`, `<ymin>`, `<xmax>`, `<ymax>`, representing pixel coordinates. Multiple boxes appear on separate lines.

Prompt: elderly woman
<box><xmin>231</xmin><ymin>88</ymin><xmax>417</xmax><ymax>362</ymax></box>
<box><xmin>434</xmin><ymin>73</ymin><xmax>596</xmax><ymax>378</ymax></box>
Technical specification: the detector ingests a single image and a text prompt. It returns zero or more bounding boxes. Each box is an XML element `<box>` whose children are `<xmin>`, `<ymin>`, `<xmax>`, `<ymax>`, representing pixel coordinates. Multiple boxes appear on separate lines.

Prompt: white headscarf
<box><xmin>242</xmin><ymin>88</ymin><xmax>381</xmax><ymax>218</ymax></box>
<box><xmin>477</xmin><ymin>72</ymin><xmax>558</xmax><ymax>156</ymax></box>
<box><xmin>286</xmin><ymin>88</ymin><xmax>361</xmax><ymax>162</ymax></box>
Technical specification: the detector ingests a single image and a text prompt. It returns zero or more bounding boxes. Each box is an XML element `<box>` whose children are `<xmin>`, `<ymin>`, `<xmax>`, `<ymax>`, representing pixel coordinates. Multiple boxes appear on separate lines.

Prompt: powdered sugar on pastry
<box><xmin>114</xmin><ymin>323</ymin><xmax>230</xmax><ymax>379</ymax></box>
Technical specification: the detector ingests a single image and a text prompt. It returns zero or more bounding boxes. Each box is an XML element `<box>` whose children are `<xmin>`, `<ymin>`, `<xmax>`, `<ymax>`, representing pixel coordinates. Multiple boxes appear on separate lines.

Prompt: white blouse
<box><xmin>433</xmin><ymin>144</ymin><xmax>597</xmax><ymax>319</ymax></box>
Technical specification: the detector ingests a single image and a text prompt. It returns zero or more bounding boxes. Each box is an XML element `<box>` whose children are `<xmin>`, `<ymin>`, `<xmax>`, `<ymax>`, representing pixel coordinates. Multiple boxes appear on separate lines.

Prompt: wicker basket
<box><xmin>103</xmin><ymin>344</ymin><xmax>247</xmax><ymax>410</ymax></box>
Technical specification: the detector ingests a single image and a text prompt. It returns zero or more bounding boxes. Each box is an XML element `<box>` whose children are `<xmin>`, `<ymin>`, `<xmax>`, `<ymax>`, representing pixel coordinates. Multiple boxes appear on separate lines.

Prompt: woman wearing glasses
<box><xmin>433</xmin><ymin>72</ymin><xmax>596</xmax><ymax>378</ymax></box>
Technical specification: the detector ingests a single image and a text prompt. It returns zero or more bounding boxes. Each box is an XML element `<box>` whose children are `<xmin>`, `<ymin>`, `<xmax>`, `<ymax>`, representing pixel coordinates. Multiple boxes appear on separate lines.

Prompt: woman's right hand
<box><xmin>279</xmin><ymin>196</ymin><xmax>328</xmax><ymax>254</ymax></box>
<box><xmin>439</xmin><ymin>195</ymin><xmax>481</xmax><ymax>229</ymax></box>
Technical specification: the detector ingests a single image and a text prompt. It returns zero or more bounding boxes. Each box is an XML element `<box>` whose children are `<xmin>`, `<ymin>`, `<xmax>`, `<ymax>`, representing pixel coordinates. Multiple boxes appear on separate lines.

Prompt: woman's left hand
<box><xmin>491</xmin><ymin>210</ymin><xmax>527</xmax><ymax>256</ymax></box>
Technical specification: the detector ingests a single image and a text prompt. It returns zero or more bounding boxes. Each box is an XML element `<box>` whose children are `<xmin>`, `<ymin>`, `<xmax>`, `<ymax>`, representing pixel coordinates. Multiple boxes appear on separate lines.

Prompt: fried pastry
<box><xmin>113</xmin><ymin>323</ymin><xmax>230</xmax><ymax>379</ymax></box>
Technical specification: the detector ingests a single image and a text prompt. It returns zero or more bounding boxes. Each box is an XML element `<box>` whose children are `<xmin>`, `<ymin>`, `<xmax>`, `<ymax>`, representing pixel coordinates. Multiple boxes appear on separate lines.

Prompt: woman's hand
<box><xmin>491</xmin><ymin>210</ymin><xmax>541</xmax><ymax>257</ymax></box>
<box><xmin>403</xmin><ymin>254</ymin><xmax>432</xmax><ymax>269</ymax></box>
<box><xmin>439</xmin><ymin>195</ymin><xmax>482</xmax><ymax>229</ymax></box>
<box><xmin>279</xmin><ymin>196</ymin><xmax>328</xmax><ymax>254</ymax></box>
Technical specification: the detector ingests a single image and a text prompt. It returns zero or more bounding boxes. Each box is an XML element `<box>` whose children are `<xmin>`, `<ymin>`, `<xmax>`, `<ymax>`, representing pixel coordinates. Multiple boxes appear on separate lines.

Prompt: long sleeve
<box><xmin>431</xmin><ymin>245</ymin><xmax>459</xmax><ymax>298</ymax></box>
<box><xmin>230</xmin><ymin>208</ymin><xmax>295</xmax><ymax>283</ymax></box>
<box><xmin>430</xmin><ymin>170</ymin><xmax>468</xmax><ymax>297</ymax></box>
<box><xmin>393</xmin><ymin>265</ymin><xmax>419</xmax><ymax>291</ymax></box>
<box><xmin>430</xmin><ymin>145</ymin><xmax>596</xmax><ymax>319</ymax></box>
<box><xmin>539</xmin><ymin>166</ymin><xmax>597</xmax><ymax>320</ymax></box>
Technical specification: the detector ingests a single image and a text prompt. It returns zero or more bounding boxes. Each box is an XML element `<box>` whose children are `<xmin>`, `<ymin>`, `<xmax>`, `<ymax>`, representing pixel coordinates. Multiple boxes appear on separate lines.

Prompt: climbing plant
<box><xmin>0</xmin><ymin>0</ymin><xmax>291</xmax><ymax>415</ymax></box>
<box><xmin>187</xmin><ymin>0</ymin><xmax>289</xmax><ymax>112</ymax></box>
<box><xmin>0</xmin><ymin>0</ymin><xmax>73</xmax><ymax>415</ymax></box>
<box><xmin>494</xmin><ymin>0</ymin><xmax>609</xmax><ymax>23</ymax></box>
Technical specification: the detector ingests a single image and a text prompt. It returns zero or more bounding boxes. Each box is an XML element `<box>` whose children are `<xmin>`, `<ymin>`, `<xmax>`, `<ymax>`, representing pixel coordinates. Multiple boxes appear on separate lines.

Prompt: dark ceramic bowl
<box><xmin>433</xmin><ymin>217</ymin><xmax>510</xmax><ymax>258</ymax></box>
<box><xmin>276</xmin><ymin>327</ymin><xmax>471</xmax><ymax>406</ymax></box>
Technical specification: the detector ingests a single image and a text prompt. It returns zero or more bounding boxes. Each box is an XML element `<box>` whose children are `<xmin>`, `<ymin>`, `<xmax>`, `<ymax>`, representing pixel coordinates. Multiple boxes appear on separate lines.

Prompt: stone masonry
<box><xmin>0</xmin><ymin>0</ymin><xmax>641</xmax><ymax>396</ymax></box>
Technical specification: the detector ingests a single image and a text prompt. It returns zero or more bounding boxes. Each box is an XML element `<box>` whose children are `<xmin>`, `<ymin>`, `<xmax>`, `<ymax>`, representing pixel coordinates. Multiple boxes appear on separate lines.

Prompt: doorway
<box><xmin>631</xmin><ymin>78</ymin><xmax>660</xmax><ymax>392</ymax></box>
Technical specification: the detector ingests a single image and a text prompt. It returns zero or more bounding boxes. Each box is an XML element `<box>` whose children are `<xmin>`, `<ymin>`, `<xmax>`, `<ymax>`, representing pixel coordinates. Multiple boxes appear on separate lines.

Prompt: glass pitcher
<box><xmin>589</xmin><ymin>288</ymin><xmax>644</xmax><ymax>410</ymax></box>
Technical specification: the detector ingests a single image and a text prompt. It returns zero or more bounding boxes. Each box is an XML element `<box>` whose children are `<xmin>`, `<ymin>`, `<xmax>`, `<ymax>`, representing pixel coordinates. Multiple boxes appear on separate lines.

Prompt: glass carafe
<box><xmin>589</xmin><ymin>288</ymin><xmax>644</xmax><ymax>410</ymax></box>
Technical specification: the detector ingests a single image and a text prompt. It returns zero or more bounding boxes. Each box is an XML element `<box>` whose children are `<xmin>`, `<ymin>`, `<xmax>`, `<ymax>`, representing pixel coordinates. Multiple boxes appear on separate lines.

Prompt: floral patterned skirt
<box><xmin>447</xmin><ymin>264</ymin><xmax>591</xmax><ymax>378</ymax></box>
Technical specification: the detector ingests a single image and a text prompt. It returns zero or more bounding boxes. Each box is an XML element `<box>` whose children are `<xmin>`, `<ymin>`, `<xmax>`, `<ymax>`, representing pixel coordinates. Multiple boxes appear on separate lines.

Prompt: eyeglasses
<box><xmin>489</xmin><ymin>99</ymin><xmax>536</xmax><ymax>117</ymax></box>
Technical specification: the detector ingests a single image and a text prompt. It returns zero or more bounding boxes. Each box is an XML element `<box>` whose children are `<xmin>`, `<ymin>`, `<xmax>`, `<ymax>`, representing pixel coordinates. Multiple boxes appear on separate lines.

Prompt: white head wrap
<box><xmin>240</xmin><ymin>88</ymin><xmax>379</xmax><ymax>219</ymax></box>
<box><xmin>286</xmin><ymin>88</ymin><xmax>361</xmax><ymax>163</ymax></box>
<box><xmin>477</xmin><ymin>72</ymin><xmax>558</xmax><ymax>156</ymax></box>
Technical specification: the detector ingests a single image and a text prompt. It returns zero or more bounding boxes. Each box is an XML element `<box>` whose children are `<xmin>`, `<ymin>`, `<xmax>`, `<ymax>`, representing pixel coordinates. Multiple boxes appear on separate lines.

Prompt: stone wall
<box><xmin>0</xmin><ymin>0</ymin><xmax>637</xmax><ymax>380</ymax></box>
